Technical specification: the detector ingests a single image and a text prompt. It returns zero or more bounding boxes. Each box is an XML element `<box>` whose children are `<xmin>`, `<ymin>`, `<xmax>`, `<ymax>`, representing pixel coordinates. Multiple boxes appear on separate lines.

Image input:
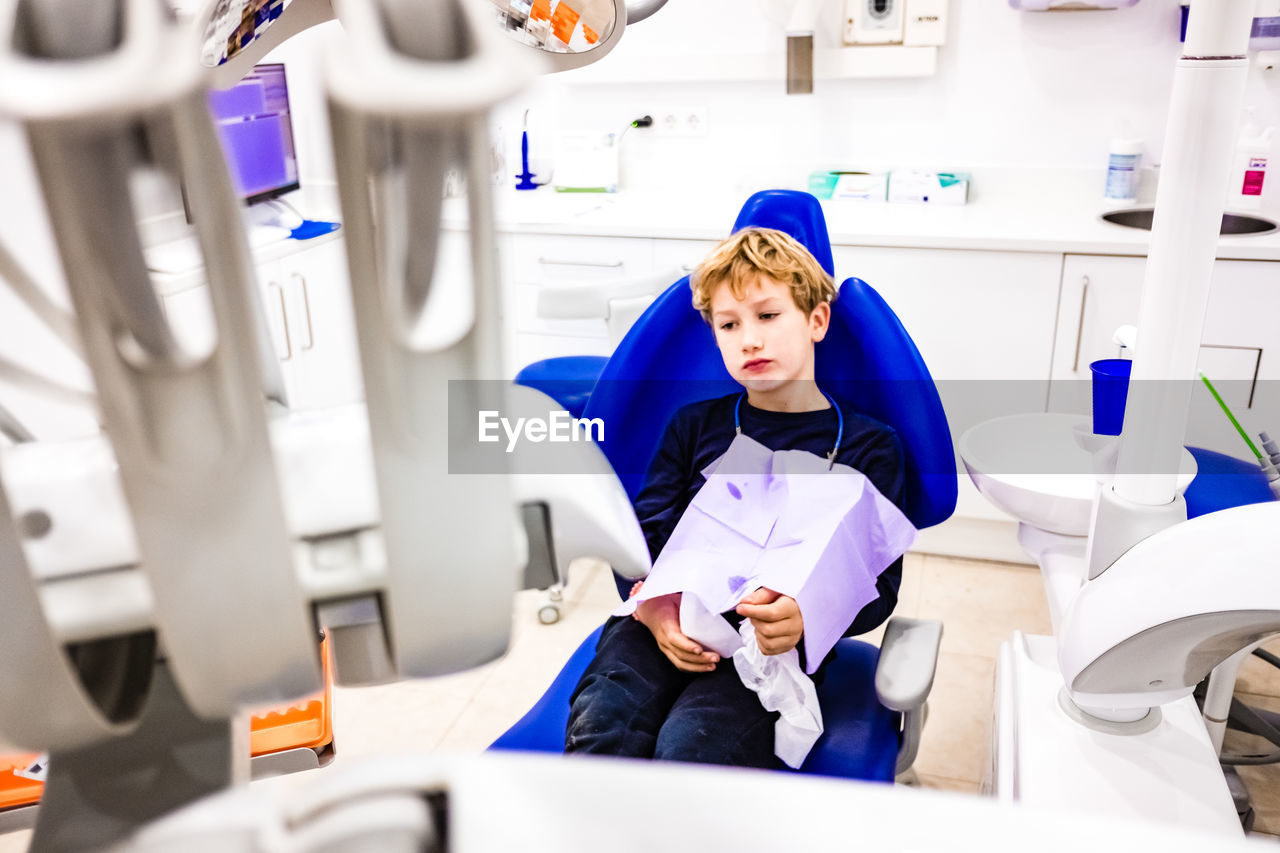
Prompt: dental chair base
<box><xmin>992</xmin><ymin>630</ymin><xmax>1240</xmax><ymax>835</ymax></box>
<box><xmin>995</xmin><ymin>497</ymin><xmax>1280</xmax><ymax>835</ymax></box>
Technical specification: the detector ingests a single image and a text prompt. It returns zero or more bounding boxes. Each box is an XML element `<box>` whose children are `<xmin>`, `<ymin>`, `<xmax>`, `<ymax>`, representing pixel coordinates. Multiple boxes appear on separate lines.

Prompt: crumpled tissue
<box><xmin>734</xmin><ymin>619</ymin><xmax>823</xmax><ymax>768</ymax></box>
<box><xmin>614</xmin><ymin>432</ymin><xmax>916</xmax><ymax>766</ymax></box>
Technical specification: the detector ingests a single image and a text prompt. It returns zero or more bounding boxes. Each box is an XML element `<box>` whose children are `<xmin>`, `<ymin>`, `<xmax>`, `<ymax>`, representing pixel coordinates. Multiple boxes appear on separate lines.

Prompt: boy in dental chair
<box><xmin>564</xmin><ymin>227</ymin><xmax>907</xmax><ymax>770</ymax></box>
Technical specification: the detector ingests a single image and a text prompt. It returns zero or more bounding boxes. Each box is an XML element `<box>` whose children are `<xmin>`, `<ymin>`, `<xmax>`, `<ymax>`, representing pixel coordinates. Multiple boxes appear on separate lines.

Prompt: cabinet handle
<box><xmin>680</xmin><ymin>264</ymin><xmax>696</xmax><ymax>274</ymax></box>
<box><xmin>1072</xmin><ymin>275</ymin><xmax>1090</xmax><ymax>373</ymax></box>
<box><xmin>269</xmin><ymin>280</ymin><xmax>291</xmax><ymax>361</ymax></box>
<box><xmin>536</xmin><ymin>257</ymin><xmax>624</xmax><ymax>268</ymax></box>
<box><xmin>293</xmin><ymin>272</ymin><xmax>315</xmax><ymax>351</ymax></box>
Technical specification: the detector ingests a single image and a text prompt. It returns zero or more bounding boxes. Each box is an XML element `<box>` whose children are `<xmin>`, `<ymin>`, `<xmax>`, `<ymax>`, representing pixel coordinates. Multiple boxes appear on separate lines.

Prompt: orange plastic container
<box><xmin>250</xmin><ymin>635</ymin><xmax>334</xmax><ymax>756</ymax></box>
<box><xmin>549</xmin><ymin>1</ymin><xmax>581</xmax><ymax>45</ymax></box>
<box><xmin>0</xmin><ymin>753</ymin><xmax>44</xmax><ymax>811</ymax></box>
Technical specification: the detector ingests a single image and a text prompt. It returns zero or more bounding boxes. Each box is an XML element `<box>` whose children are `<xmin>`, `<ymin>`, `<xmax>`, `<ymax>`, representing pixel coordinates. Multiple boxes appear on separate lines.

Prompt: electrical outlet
<box><xmin>652</xmin><ymin>106</ymin><xmax>708</xmax><ymax>138</ymax></box>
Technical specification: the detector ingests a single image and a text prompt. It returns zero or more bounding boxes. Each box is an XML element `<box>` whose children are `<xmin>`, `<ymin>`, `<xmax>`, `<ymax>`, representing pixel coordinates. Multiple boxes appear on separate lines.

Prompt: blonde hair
<box><xmin>690</xmin><ymin>227</ymin><xmax>836</xmax><ymax>322</ymax></box>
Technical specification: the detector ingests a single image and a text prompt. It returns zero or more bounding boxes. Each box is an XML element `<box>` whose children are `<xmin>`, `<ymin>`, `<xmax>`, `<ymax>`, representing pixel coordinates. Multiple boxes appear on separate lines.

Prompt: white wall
<box><xmin>8</xmin><ymin>2</ymin><xmax>1280</xmax><ymax>233</ymax></box>
<box><xmin>485</xmin><ymin>0</ymin><xmax>1280</xmax><ymax>192</ymax></box>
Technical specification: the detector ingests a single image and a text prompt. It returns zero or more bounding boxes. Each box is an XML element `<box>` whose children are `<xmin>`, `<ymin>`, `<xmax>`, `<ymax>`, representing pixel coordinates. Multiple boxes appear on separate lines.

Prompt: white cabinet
<box><xmin>832</xmin><ymin>246</ymin><xmax>1062</xmax><ymax>381</ymax></box>
<box><xmin>162</xmin><ymin>233</ymin><xmax>362</xmax><ymax>411</ymax></box>
<box><xmin>264</xmin><ymin>236</ymin><xmax>361</xmax><ymax>410</ymax></box>
<box><xmin>499</xmin><ymin>234</ymin><xmax>743</xmax><ymax>377</ymax></box>
<box><xmin>1048</xmin><ymin>254</ymin><xmax>1280</xmax><ymax>456</ymax></box>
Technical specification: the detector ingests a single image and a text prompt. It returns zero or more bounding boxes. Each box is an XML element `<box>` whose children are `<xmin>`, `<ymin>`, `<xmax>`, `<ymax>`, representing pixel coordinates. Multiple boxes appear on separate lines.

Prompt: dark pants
<box><xmin>564</xmin><ymin>616</ymin><xmax>786</xmax><ymax>770</ymax></box>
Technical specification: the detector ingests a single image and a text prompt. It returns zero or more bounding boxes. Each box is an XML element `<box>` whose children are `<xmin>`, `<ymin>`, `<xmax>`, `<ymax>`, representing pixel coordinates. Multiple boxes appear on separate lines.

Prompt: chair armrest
<box><xmin>536</xmin><ymin>268</ymin><xmax>681</xmax><ymax>320</ymax></box>
<box><xmin>874</xmin><ymin>616</ymin><xmax>942</xmax><ymax>712</ymax></box>
<box><xmin>875</xmin><ymin>617</ymin><xmax>942</xmax><ymax>777</ymax></box>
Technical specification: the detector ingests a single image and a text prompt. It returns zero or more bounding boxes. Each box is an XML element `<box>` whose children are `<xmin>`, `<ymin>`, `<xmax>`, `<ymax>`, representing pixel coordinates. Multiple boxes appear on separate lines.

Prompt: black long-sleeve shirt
<box><xmin>632</xmin><ymin>392</ymin><xmax>907</xmax><ymax>643</ymax></box>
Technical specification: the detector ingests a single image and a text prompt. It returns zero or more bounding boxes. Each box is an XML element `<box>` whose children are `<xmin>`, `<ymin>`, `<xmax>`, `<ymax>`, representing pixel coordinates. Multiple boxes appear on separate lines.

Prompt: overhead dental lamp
<box><xmin>197</xmin><ymin>0</ymin><xmax>662</xmax><ymax>85</ymax></box>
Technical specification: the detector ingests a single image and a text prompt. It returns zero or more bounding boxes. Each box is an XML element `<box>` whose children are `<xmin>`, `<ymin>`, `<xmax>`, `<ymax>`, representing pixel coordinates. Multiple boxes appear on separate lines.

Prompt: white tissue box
<box><xmin>888</xmin><ymin>170</ymin><xmax>970</xmax><ymax>205</ymax></box>
<box><xmin>808</xmin><ymin>171</ymin><xmax>887</xmax><ymax>202</ymax></box>
<box><xmin>553</xmin><ymin>132</ymin><xmax>618</xmax><ymax>193</ymax></box>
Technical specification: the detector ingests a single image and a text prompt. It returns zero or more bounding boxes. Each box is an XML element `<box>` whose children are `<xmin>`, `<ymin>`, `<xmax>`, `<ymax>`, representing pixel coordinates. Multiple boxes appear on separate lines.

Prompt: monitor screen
<box><xmin>207</xmin><ymin>63</ymin><xmax>300</xmax><ymax>205</ymax></box>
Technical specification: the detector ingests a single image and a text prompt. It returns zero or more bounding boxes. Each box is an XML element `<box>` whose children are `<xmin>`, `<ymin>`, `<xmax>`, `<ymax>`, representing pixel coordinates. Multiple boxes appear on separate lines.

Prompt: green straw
<box><xmin>1199</xmin><ymin>372</ymin><xmax>1262</xmax><ymax>459</ymax></box>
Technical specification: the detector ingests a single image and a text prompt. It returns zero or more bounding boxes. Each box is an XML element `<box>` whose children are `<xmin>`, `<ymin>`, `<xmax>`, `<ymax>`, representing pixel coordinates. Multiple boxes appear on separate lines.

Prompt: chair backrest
<box><xmin>580</xmin><ymin>190</ymin><xmax>957</xmax><ymax>530</ymax></box>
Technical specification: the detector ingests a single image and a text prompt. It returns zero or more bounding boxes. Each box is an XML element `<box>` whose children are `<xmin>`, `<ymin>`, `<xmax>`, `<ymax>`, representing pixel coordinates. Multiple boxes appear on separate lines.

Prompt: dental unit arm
<box><xmin>1049</xmin><ymin>0</ymin><xmax>1280</xmax><ymax>724</ymax></box>
<box><xmin>1058</xmin><ymin>501</ymin><xmax>1280</xmax><ymax>719</ymax></box>
<box><xmin>0</xmin><ymin>0</ymin><xmax>649</xmax><ymax>846</ymax></box>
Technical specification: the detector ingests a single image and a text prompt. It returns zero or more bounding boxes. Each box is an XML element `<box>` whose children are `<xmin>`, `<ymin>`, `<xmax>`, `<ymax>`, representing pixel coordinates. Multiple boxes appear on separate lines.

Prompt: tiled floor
<box><xmin>4</xmin><ymin>553</ymin><xmax>1280</xmax><ymax>850</ymax></box>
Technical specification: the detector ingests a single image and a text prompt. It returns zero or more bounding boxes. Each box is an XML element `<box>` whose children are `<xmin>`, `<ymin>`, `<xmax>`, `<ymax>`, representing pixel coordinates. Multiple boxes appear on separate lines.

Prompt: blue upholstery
<box><xmin>514</xmin><ymin>355</ymin><xmax>608</xmax><ymax>420</ymax></box>
<box><xmin>1184</xmin><ymin>447</ymin><xmax>1277</xmax><ymax>519</ymax></box>
<box><xmin>490</xmin><ymin>625</ymin><xmax>605</xmax><ymax>753</ymax></box>
<box><xmin>798</xmin><ymin>641</ymin><xmax>899</xmax><ymax>780</ymax></box>
<box><xmin>491</xmin><ymin>190</ymin><xmax>955</xmax><ymax>782</ymax></box>
<box><xmin>732</xmin><ymin>189</ymin><xmax>836</xmax><ymax>277</ymax></box>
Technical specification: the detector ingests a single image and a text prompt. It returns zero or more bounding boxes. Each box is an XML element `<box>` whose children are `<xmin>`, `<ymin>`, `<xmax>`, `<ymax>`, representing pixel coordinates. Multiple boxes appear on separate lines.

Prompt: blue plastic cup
<box><xmin>1090</xmin><ymin>358</ymin><xmax>1132</xmax><ymax>436</ymax></box>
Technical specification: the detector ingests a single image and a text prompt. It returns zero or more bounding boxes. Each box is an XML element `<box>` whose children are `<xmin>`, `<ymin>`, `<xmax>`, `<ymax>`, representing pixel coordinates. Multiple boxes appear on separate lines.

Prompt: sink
<box><xmin>1101</xmin><ymin>207</ymin><xmax>1277</xmax><ymax>236</ymax></box>
<box><xmin>958</xmin><ymin>413</ymin><xmax>1197</xmax><ymax>536</ymax></box>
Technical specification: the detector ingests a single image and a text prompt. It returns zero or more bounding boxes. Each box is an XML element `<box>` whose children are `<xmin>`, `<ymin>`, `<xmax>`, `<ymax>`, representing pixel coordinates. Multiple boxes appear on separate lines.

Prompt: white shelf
<box><xmin>563</xmin><ymin>45</ymin><xmax>938</xmax><ymax>84</ymax></box>
<box><xmin>815</xmin><ymin>45</ymin><xmax>938</xmax><ymax>79</ymax></box>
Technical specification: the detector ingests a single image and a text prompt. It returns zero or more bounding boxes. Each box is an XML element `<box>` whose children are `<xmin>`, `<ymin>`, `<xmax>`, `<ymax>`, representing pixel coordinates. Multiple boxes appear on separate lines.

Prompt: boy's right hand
<box><xmin>634</xmin><ymin>593</ymin><xmax>720</xmax><ymax>673</ymax></box>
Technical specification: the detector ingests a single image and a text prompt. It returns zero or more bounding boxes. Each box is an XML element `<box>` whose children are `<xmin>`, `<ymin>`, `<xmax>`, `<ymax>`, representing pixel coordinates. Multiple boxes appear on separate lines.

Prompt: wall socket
<box><xmin>652</xmin><ymin>106</ymin><xmax>708</xmax><ymax>138</ymax></box>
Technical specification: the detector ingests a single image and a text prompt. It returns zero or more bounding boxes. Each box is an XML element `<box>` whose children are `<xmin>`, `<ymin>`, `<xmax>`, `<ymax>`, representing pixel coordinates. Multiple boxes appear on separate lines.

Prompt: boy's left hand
<box><xmin>735</xmin><ymin>588</ymin><xmax>803</xmax><ymax>655</ymax></box>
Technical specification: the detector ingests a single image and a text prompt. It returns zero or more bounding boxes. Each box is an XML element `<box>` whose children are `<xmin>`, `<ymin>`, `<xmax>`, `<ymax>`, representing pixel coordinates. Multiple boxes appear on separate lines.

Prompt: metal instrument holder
<box><xmin>320</xmin><ymin>0</ymin><xmax>542</xmax><ymax>679</ymax></box>
<box><xmin>0</xmin><ymin>0</ymin><xmax>644</xmax><ymax>847</ymax></box>
<box><xmin>0</xmin><ymin>0</ymin><xmax>320</xmax><ymax>724</ymax></box>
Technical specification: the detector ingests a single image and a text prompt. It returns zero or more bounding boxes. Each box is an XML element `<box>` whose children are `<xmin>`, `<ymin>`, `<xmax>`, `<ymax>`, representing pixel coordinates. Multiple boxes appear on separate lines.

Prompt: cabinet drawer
<box><xmin>652</xmin><ymin>238</ymin><xmax>719</xmax><ymax>277</ymax></box>
<box><xmin>506</xmin><ymin>234</ymin><xmax>653</xmax><ymax>284</ymax></box>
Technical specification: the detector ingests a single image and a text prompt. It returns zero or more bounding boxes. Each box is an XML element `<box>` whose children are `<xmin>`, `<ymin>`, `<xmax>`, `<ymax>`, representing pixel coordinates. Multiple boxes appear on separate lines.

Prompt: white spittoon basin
<box><xmin>958</xmin><ymin>413</ymin><xmax>1198</xmax><ymax>536</ymax></box>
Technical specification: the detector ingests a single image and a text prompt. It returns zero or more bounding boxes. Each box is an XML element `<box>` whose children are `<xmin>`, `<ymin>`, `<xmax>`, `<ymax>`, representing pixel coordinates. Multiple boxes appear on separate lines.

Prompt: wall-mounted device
<box><xmin>843</xmin><ymin>0</ymin><xmax>947</xmax><ymax>47</ymax></box>
<box><xmin>845</xmin><ymin>0</ymin><xmax>905</xmax><ymax>45</ymax></box>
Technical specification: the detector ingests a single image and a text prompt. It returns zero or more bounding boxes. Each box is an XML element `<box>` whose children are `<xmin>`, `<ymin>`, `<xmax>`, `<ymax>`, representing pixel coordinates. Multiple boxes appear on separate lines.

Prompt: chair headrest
<box><xmin>732</xmin><ymin>190</ymin><xmax>835</xmax><ymax>278</ymax></box>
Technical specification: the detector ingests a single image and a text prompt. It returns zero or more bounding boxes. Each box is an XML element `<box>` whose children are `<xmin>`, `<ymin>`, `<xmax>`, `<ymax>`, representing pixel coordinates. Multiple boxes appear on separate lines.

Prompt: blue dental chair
<box><xmin>497</xmin><ymin>190</ymin><xmax>958</xmax><ymax>781</ymax></box>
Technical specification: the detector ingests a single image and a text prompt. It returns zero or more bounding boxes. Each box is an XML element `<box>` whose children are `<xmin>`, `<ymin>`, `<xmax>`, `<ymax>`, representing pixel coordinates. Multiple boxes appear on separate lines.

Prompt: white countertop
<box><xmin>145</xmin><ymin>169</ymin><xmax>1280</xmax><ymax>272</ymax></box>
<box><xmin>459</xmin><ymin>168</ymin><xmax>1280</xmax><ymax>261</ymax></box>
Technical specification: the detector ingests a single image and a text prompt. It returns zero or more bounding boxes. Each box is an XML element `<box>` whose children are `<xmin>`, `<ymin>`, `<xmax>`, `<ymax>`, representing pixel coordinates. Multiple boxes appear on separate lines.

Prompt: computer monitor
<box><xmin>207</xmin><ymin>63</ymin><xmax>300</xmax><ymax>205</ymax></box>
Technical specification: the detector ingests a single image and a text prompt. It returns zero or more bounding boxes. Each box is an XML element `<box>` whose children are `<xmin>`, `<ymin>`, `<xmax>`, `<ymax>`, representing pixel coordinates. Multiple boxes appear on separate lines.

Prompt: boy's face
<box><xmin>709</xmin><ymin>274</ymin><xmax>830</xmax><ymax>395</ymax></box>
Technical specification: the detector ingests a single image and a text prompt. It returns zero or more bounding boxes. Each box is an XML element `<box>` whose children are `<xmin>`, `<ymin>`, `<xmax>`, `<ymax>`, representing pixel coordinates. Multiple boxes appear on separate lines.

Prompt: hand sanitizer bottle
<box><xmin>1230</xmin><ymin>107</ymin><xmax>1273</xmax><ymax>211</ymax></box>
<box><xmin>1104</xmin><ymin>133</ymin><xmax>1143</xmax><ymax>204</ymax></box>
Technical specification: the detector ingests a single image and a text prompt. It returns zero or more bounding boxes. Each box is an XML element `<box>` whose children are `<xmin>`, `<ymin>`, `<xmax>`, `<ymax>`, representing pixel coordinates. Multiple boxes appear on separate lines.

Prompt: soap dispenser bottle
<box><xmin>1230</xmin><ymin>107</ymin><xmax>1273</xmax><ymax>211</ymax></box>
<box><xmin>1103</xmin><ymin>132</ymin><xmax>1143</xmax><ymax>204</ymax></box>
